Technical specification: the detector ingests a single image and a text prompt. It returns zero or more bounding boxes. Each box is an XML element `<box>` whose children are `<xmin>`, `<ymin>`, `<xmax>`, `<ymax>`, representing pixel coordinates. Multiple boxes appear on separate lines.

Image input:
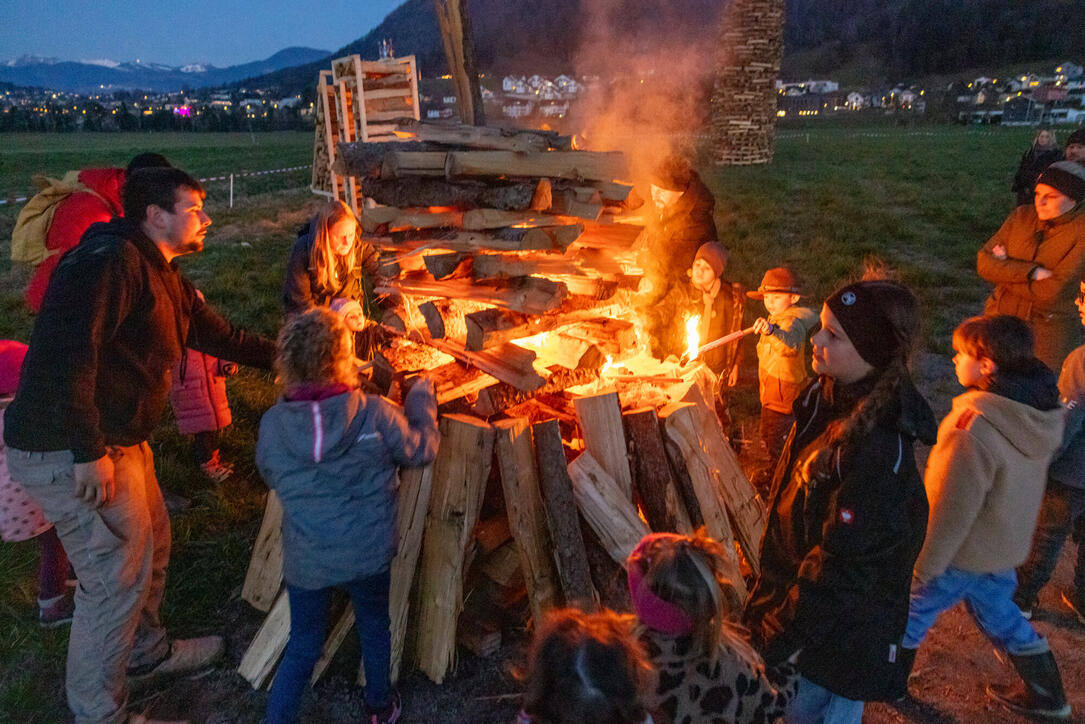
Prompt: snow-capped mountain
<box><xmin>0</xmin><ymin>47</ymin><xmax>330</xmax><ymax>93</ymax></box>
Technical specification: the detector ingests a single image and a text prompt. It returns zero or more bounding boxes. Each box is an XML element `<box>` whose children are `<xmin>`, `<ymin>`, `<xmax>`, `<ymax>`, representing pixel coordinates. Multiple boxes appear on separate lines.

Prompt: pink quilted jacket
<box><xmin>169</xmin><ymin>350</ymin><xmax>235</xmax><ymax>435</ymax></box>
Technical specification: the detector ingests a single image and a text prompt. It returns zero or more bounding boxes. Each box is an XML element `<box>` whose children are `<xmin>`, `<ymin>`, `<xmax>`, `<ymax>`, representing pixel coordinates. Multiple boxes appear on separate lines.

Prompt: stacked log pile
<box><xmin>328</xmin><ymin>120</ymin><xmax>649</xmax><ymax>416</ymax></box>
<box><xmin>237</xmin><ymin>121</ymin><xmax>767</xmax><ymax>690</ymax></box>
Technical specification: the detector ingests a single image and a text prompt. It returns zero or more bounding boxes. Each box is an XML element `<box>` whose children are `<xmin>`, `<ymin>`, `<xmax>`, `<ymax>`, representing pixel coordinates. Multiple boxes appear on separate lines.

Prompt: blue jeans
<box><xmin>266</xmin><ymin>568</ymin><xmax>392</xmax><ymax>724</ymax></box>
<box><xmin>1015</xmin><ymin>480</ymin><xmax>1085</xmax><ymax>605</ymax></box>
<box><xmin>787</xmin><ymin>676</ymin><xmax>864</xmax><ymax>724</ymax></box>
<box><xmin>903</xmin><ymin>567</ymin><xmax>1048</xmax><ymax>655</ymax></box>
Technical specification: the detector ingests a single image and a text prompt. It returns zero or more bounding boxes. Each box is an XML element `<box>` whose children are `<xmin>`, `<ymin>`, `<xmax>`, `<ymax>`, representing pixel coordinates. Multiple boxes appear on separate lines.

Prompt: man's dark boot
<box><xmin>986</xmin><ymin>650</ymin><xmax>1071</xmax><ymax>719</ymax></box>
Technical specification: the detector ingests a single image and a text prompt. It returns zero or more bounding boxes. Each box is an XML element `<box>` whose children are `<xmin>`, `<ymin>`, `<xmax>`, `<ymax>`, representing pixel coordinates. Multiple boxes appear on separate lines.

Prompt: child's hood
<box><xmin>954</xmin><ymin>389</ymin><xmax>1065</xmax><ymax>460</ymax></box>
<box><xmin>263</xmin><ymin>390</ymin><xmax>374</xmax><ymax>463</ymax></box>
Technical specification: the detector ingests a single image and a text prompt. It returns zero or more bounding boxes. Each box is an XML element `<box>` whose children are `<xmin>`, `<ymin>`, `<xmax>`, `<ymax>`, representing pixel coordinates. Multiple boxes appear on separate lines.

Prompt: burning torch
<box><xmin>680</xmin><ymin>323</ymin><xmax>773</xmax><ymax>366</ymax></box>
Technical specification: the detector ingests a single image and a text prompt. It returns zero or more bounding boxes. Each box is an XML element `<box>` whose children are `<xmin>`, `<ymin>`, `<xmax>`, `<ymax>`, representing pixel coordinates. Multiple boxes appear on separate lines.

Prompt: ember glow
<box><xmin>685</xmin><ymin>314</ymin><xmax>700</xmax><ymax>361</ymax></box>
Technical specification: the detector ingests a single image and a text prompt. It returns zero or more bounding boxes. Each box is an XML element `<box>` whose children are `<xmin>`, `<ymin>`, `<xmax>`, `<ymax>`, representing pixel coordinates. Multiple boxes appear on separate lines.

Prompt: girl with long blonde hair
<box><xmin>283</xmin><ymin>200</ymin><xmax>379</xmax><ymax>317</ymax></box>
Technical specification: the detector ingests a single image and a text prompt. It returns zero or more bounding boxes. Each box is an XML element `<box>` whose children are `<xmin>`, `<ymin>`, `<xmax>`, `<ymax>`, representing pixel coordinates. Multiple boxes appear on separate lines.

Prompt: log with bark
<box><xmin>532</xmin><ymin>419</ymin><xmax>597</xmax><ymax>609</ymax></box>
<box><xmin>358</xmin><ymin>176</ymin><xmax>549</xmax><ymax>211</ymax></box>
<box><xmin>622</xmin><ymin>407</ymin><xmax>693</xmax><ymax>534</ymax></box>
<box><xmin>363</xmin><ymin>205</ymin><xmax>580</xmax><ymax>233</ymax></box>
<box><xmin>394</xmin><ymin>119</ymin><xmax>571</xmax><ymax>152</ymax></box>
<box><xmin>386</xmin><ymin>224</ymin><xmax>583</xmax><ymax>253</ymax></box>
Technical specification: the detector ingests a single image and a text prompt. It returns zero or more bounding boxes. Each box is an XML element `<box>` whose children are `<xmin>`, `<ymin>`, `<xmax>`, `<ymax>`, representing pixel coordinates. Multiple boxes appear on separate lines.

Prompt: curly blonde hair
<box><xmin>275</xmin><ymin>307</ymin><xmax>355</xmax><ymax>388</ymax></box>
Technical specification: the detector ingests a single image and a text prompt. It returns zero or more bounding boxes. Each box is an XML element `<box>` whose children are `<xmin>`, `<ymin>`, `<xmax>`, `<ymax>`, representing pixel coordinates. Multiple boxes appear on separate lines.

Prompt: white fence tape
<box><xmin>0</xmin><ymin>164</ymin><xmax>312</xmax><ymax>206</ymax></box>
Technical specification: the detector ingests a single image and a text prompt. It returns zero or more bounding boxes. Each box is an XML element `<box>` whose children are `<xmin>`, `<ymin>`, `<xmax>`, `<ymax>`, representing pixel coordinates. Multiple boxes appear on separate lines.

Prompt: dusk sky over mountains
<box><xmin>1</xmin><ymin>0</ymin><xmax>402</xmax><ymax>67</ymax></box>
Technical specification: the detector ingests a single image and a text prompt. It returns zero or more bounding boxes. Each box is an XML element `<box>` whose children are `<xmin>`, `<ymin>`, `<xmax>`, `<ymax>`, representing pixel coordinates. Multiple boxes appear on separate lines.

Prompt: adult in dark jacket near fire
<box><xmin>978</xmin><ymin>160</ymin><xmax>1085</xmax><ymax>372</ymax></box>
<box><xmin>639</xmin><ymin>156</ymin><xmax>719</xmax><ymax>357</ymax></box>
<box><xmin>4</xmin><ymin>167</ymin><xmax>275</xmax><ymax>724</ymax></box>
<box><xmin>744</xmin><ymin>278</ymin><xmax>936</xmax><ymax>722</ymax></box>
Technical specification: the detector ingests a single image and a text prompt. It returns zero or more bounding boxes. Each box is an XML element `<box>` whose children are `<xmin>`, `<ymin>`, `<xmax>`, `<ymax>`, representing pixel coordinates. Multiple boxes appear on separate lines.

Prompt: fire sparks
<box><xmin>685</xmin><ymin>315</ymin><xmax>700</xmax><ymax>361</ymax></box>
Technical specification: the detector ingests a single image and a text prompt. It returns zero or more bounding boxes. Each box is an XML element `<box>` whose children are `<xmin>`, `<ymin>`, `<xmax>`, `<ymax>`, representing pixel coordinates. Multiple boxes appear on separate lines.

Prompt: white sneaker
<box><xmin>128</xmin><ymin>636</ymin><xmax>225</xmax><ymax>687</ymax></box>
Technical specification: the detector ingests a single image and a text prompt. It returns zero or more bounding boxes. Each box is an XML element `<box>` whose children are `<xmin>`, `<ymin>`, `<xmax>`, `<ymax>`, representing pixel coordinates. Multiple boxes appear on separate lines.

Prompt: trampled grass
<box><xmin>0</xmin><ymin>124</ymin><xmax>1057</xmax><ymax>721</ymax></box>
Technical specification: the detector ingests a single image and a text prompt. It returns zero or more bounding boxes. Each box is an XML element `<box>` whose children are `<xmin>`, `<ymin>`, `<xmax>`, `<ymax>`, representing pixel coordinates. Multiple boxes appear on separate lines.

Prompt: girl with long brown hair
<box><xmin>744</xmin><ymin>275</ymin><xmax>937</xmax><ymax>723</ymax></box>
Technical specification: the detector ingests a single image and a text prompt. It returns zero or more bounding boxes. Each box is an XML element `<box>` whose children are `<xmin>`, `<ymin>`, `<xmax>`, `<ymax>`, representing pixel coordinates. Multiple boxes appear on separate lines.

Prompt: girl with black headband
<box><xmin>744</xmin><ymin>278</ymin><xmax>937</xmax><ymax>723</ymax></box>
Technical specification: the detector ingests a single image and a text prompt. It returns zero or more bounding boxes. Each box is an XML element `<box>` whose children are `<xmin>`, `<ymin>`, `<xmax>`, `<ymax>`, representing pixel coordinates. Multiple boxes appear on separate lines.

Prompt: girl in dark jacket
<box><xmin>1012</xmin><ymin>128</ymin><xmax>1063</xmax><ymax>207</ymax></box>
<box><xmin>744</xmin><ymin>278</ymin><xmax>937</xmax><ymax>723</ymax></box>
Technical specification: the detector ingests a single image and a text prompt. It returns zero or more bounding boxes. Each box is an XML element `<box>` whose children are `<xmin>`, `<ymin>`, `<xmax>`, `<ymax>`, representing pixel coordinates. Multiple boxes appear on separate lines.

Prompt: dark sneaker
<box><xmin>988</xmin><ymin>681</ymin><xmax>1071</xmax><ymax>720</ymax></box>
<box><xmin>128</xmin><ymin>636</ymin><xmax>224</xmax><ymax>688</ymax></box>
<box><xmin>162</xmin><ymin>491</ymin><xmax>192</xmax><ymax>515</ymax></box>
<box><xmin>367</xmin><ymin>688</ymin><xmax>402</xmax><ymax>724</ymax></box>
<box><xmin>1060</xmin><ymin>589</ymin><xmax>1085</xmax><ymax>625</ymax></box>
<box><xmin>38</xmin><ymin>591</ymin><xmax>75</xmax><ymax>629</ymax></box>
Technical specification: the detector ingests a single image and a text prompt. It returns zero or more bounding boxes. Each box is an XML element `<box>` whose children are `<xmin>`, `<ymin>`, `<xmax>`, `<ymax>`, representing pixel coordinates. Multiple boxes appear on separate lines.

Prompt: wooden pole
<box><xmin>432</xmin><ymin>0</ymin><xmax>486</xmax><ymax>126</ymax></box>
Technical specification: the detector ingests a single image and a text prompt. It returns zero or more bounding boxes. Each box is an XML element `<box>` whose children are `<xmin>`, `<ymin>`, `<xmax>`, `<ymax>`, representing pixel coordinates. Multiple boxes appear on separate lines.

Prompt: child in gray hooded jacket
<box><xmin>256</xmin><ymin>307</ymin><xmax>438</xmax><ymax>724</ymax></box>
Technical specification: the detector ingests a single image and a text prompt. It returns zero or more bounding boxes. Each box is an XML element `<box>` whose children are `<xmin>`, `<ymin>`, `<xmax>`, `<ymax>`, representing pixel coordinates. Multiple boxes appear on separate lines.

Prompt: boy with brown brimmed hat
<box><xmin>748</xmin><ymin>267</ymin><xmax>818</xmax><ymax>480</ymax></box>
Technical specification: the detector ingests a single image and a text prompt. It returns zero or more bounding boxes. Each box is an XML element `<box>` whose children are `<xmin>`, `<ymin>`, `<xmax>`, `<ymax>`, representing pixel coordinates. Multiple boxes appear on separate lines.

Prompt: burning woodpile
<box><xmin>237</xmin><ymin>120</ymin><xmax>766</xmax><ymax>689</ymax></box>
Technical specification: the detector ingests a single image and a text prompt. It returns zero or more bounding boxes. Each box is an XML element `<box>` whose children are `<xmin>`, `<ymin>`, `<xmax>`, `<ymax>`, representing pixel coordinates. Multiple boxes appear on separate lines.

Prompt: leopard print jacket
<box><xmin>639</xmin><ymin>630</ymin><xmax>798</xmax><ymax>724</ymax></box>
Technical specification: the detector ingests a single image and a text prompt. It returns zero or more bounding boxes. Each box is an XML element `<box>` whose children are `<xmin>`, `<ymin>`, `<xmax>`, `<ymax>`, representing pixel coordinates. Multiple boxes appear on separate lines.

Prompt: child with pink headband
<box><xmin>627</xmin><ymin>532</ymin><xmax>797</xmax><ymax>724</ymax></box>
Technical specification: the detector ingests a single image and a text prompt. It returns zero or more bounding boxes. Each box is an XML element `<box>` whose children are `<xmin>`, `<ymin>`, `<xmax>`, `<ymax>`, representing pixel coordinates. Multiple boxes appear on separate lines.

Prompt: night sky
<box><xmin>0</xmin><ymin>0</ymin><xmax>404</xmax><ymax>67</ymax></box>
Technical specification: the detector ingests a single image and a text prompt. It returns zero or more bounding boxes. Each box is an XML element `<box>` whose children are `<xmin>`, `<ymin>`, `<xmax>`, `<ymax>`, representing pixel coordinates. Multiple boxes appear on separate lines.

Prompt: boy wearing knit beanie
<box><xmin>687</xmin><ymin>242</ymin><xmax>746</xmax><ymax>432</ymax></box>
<box><xmin>1065</xmin><ymin>129</ymin><xmax>1085</xmax><ymax>164</ymax></box>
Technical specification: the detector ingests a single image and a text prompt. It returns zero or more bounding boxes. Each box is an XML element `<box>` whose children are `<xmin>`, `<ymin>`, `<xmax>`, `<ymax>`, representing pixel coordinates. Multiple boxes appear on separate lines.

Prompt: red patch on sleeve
<box><xmin>956</xmin><ymin>409</ymin><xmax>978</xmax><ymax>430</ymax></box>
<box><xmin>839</xmin><ymin>508</ymin><xmax>855</xmax><ymax>524</ymax></box>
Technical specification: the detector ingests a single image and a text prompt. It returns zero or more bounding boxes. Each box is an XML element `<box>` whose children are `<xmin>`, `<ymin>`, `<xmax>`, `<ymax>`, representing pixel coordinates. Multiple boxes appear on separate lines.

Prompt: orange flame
<box><xmin>685</xmin><ymin>315</ymin><xmax>700</xmax><ymax>361</ymax></box>
<box><xmin>393</xmin><ymin>130</ymin><xmax>417</xmax><ymax>139</ymax></box>
<box><xmin>426</xmin><ymin>206</ymin><xmax>456</xmax><ymax>214</ymax></box>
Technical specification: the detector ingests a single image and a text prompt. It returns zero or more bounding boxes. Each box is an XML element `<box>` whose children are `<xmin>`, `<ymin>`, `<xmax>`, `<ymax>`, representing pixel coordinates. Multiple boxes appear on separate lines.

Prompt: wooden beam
<box><xmin>660</xmin><ymin>402</ymin><xmax>747</xmax><ymax>598</ymax></box>
<box><xmin>237</xmin><ymin>590</ymin><xmax>290</xmax><ymax>689</ymax></box>
<box><xmin>241</xmin><ymin>491</ymin><xmax>284</xmax><ymax>613</ymax></box>
<box><xmin>568</xmin><ymin>452</ymin><xmax>650</xmax><ymax>564</ymax></box>
<box><xmin>681</xmin><ymin>384</ymin><xmax>766</xmax><ymax>574</ymax></box>
<box><xmin>493</xmin><ymin>418</ymin><xmax>560</xmax><ymax>621</ymax></box>
<box><xmin>573</xmin><ymin>392</ymin><xmax>634</xmax><ymax>501</ymax></box>
<box><xmin>415</xmin><ymin>415</ymin><xmax>494</xmax><ymax>684</ymax></box>
<box><xmin>432</xmin><ymin>0</ymin><xmax>485</xmax><ymax>126</ymax></box>
<box><xmin>623</xmin><ymin>407</ymin><xmax>694</xmax><ymax>534</ymax></box>
<box><xmin>446</xmin><ymin>150</ymin><xmax>629</xmax><ymax>183</ymax></box>
<box><xmin>425</xmin><ymin>336</ymin><xmax>546</xmax><ymax>391</ymax></box>
<box><xmin>532</xmin><ymin>419</ymin><xmax>597</xmax><ymax>609</ymax></box>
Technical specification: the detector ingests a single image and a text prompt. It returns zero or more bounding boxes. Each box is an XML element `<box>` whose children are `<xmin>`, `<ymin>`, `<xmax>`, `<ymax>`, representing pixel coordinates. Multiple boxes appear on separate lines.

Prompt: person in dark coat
<box><xmin>744</xmin><ymin>278</ymin><xmax>937</xmax><ymax>723</ymax></box>
<box><xmin>1012</xmin><ymin>128</ymin><xmax>1063</xmax><ymax>207</ymax></box>
<box><xmin>638</xmin><ymin>156</ymin><xmax>719</xmax><ymax>358</ymax></box>
<box><xmin>978</xmin><ymin>160</ymin><xmax>1085</xmax><ymax>372</ymax></box>
<box><xmin>4</xmin><ymin>168</ymin><xmax>275</xmax><ymax>723</ymax></box>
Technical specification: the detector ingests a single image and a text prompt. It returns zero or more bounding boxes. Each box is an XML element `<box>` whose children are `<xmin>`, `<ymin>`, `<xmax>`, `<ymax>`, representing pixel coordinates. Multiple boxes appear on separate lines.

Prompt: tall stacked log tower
<box><xmin>709</xmin><ymin>0</ymin><xmax>785</xmax><ymax>166</ymax></box>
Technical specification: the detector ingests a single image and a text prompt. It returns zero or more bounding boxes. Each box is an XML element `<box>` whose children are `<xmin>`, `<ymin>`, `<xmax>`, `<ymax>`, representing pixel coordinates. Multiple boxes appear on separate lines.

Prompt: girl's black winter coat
<box><xmin>744</xmin><ymin>374</ymin><xmax>937</xmax><ymax>702</ymax></box>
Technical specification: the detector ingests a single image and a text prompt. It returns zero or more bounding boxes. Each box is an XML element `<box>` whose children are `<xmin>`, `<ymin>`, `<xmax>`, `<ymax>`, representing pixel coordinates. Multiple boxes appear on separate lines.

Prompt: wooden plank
<box><xmin>493</xmin><ymin>418</ymin><xmax>559</xmax><ymax>621</ymax></box>
<box><xmin>623</xmin><ymin>407</ymin><xmax>694</xmax><ymax>534</ymax></box>
<box><xmin>532</xmin><ymin>419</ymin><xmax>597</xmax><ymax>609</ymax></box>
<box><xmin>660</xmin><ymin>402</ymin><xmax>747</xmax><ymax>598</ymax></box>
<box><xmin>474</xmin><ymin>366</ymin><xmax>600</xmax><ymax>418</ymax></box>
<box><xmin>415</xmin><ymin>415</ymin><xmax>495</xmax><ymax>684</ymax></box>
<box><xmin>549</xmin><ymin>190</ymin><xmax>603</xmax><ymax>221</ymax></box>
<box><xmin>473</xmin><ymin>514</ymin><xmax>512</xmax><ymax>556</ymax></box>
<box><xmin>390</xmin><ymin>464</ymin><xmax>435</xmax><ymax>681</ymax></box>
<box><xmin>480</xmin><ymin>541</ymin><xmax>523</xmax><ymax>587</ymax></box>
<box><xmin>425</xmin><ymin>336</ymin><xmax>546</xmax><ymax>392</ymax></box>
<box><xmin>241</xmin><ymin>491</ymin><xmax>284</xmax><ymax>613</ymax></box>
<box><xmin>573</xmin><ymin>392</ymin><xmax>634</xmax><ymax>501</ymax></box>
<box><xmin>237</xmin><ymin>590</ymin><xmax>290</xmax><ymax>689</ymax></box>
<box><xmin>568</xmin><ymin>452</ymin><xmax>650</xmax><ymax>564</ymax></box>
<box><xmin>379</xmin><ymin>276</ymin><xmax>567</xmax><ymax>316</ymax></box>
<box><xmin>446</xmin><ymin>151</ymin><xmax>629</xmax><ymax>183</ymax></box>
<box><xmin>514</xmin><ymin>333</ymin><xmax>603</xmax><ymax>371</ymax></box>
<box><xmin>310</xmin><ymin>606</ymin><xmax>356</xmax><ymax>686</ymax></box>
<box><xmin>424</xmin><ymin>361</ymin><xmax>498</xmax><ymax>405</ymax></box>
<box><xmin>464</xmin><ymin>305</ymin><xmax>618</xmax><ymax>351</ymax></box>
<box><xmin>681</xmin><ymin>385</ymin><xmax>766</xmax><ymax>574</ymax></box>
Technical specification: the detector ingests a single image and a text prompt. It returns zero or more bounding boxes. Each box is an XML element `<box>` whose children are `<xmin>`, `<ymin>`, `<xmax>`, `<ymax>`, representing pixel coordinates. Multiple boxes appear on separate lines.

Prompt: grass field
<box><xmin>0</xmin><ymin>125</ymin><xmax>1065</xmax><ymax>722</ymax></box>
